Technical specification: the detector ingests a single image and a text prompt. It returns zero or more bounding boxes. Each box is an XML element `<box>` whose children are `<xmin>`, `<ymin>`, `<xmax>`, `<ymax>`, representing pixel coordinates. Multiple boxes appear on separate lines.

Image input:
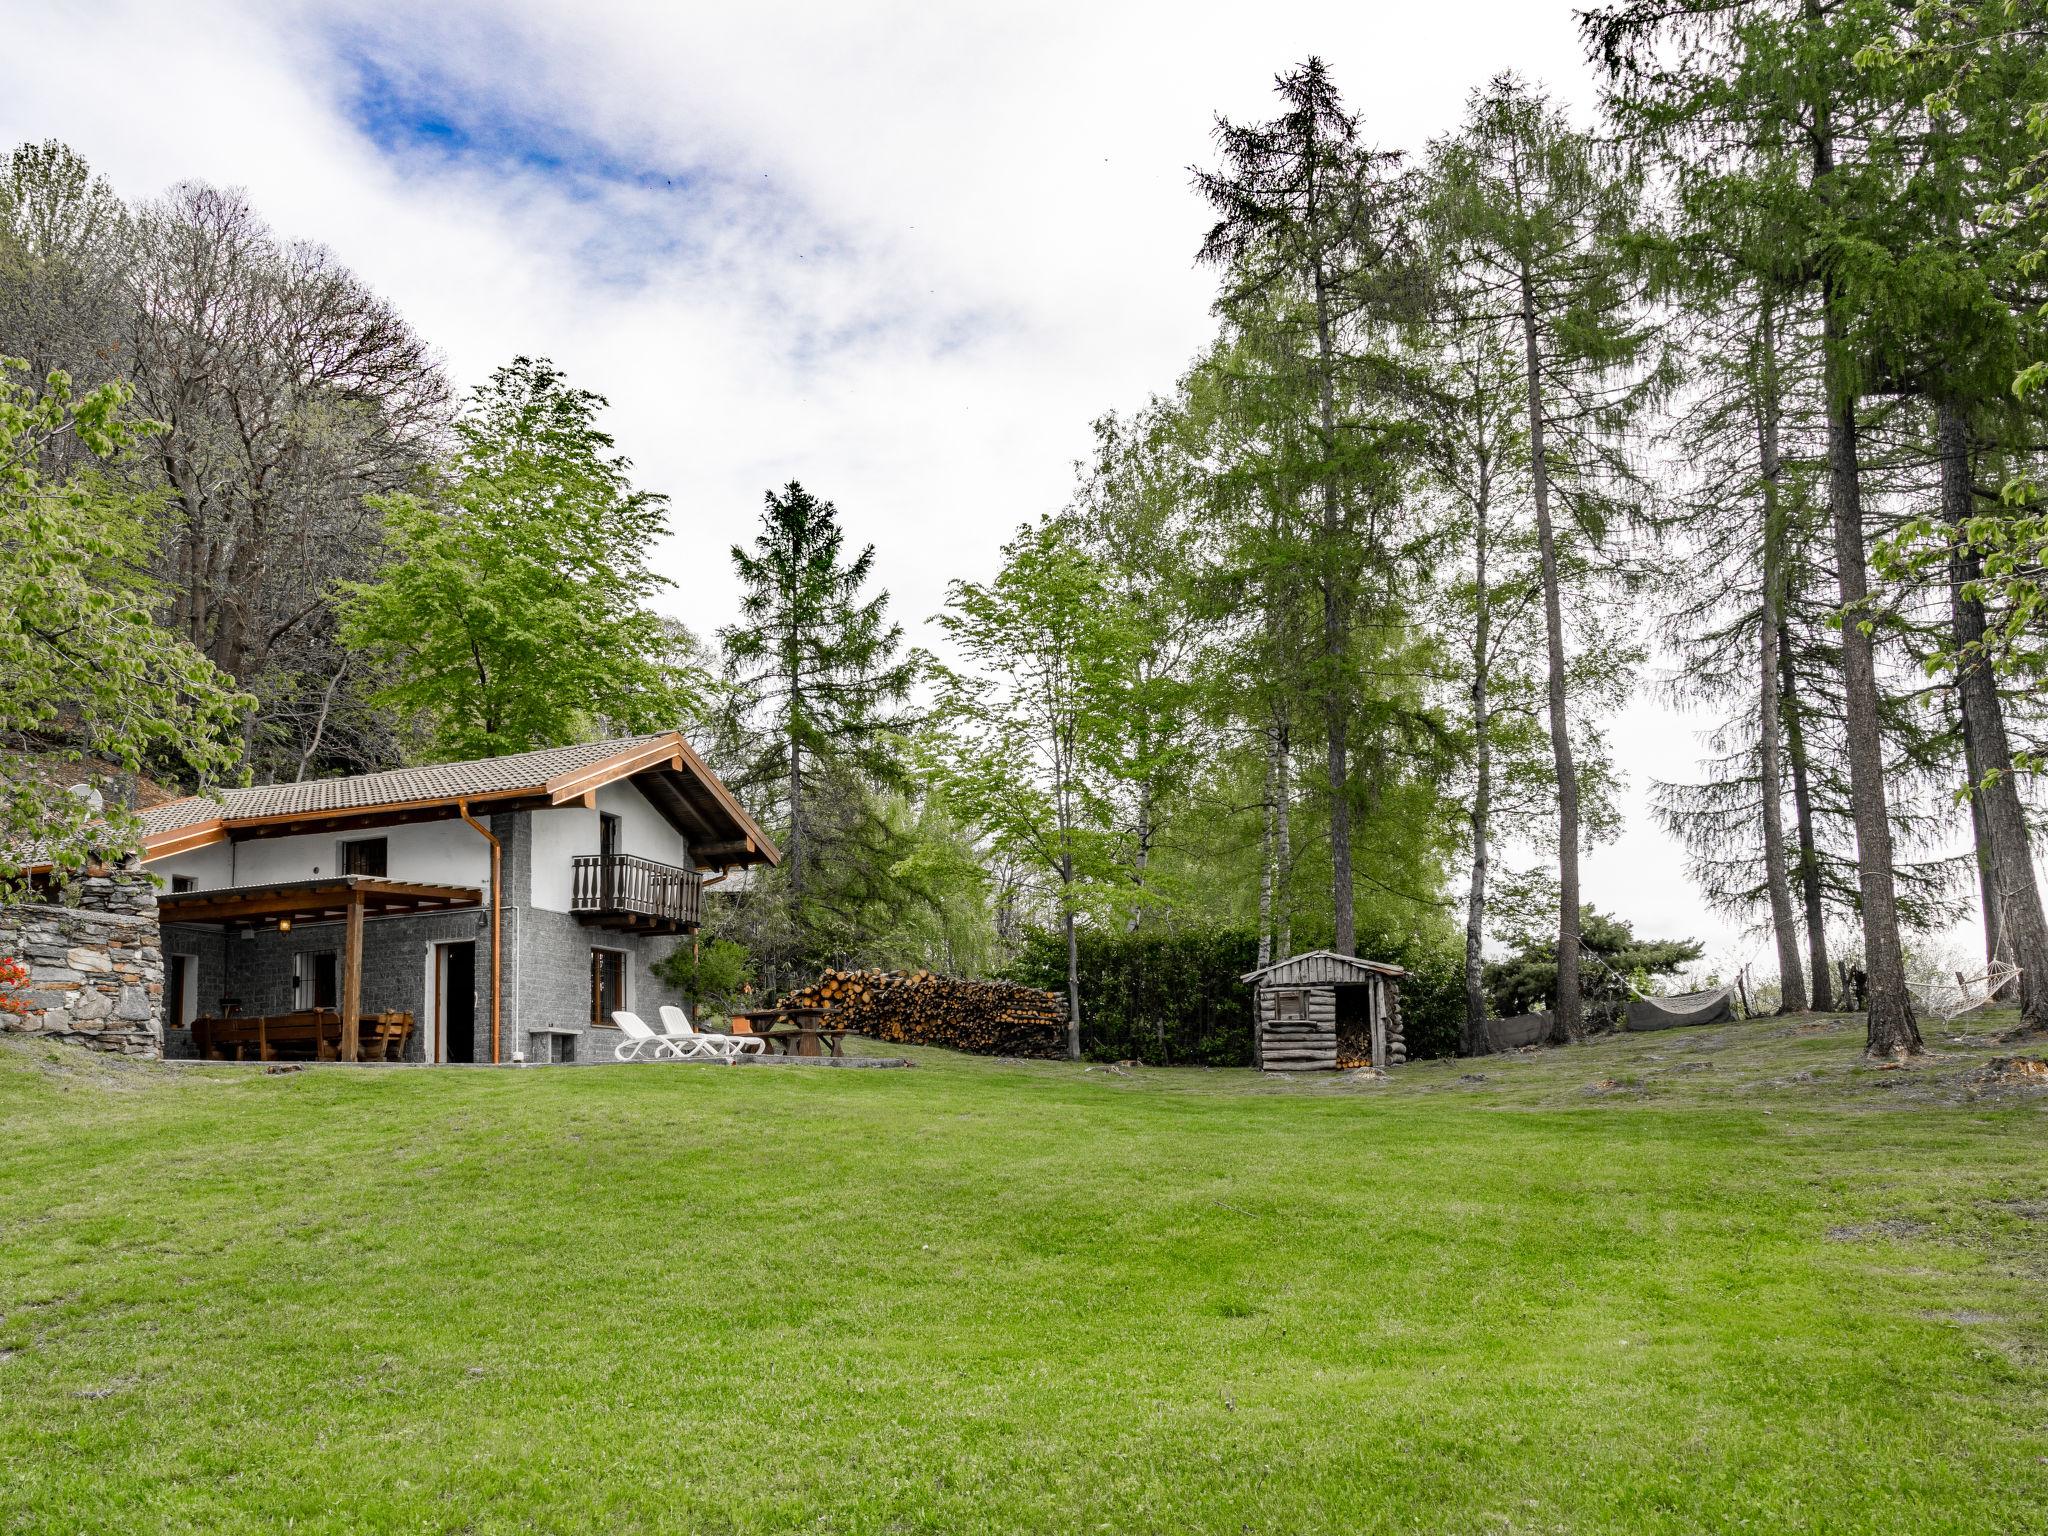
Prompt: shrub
<box><xmin>1008</xmin><ymin>928</ymin><xmax>1260</xmax><ymax>1066</ymax></box>
<box><xmin>653</xmin><ymin>938</ymin><xmax>755</xmax><ymax>1016</ymax></box>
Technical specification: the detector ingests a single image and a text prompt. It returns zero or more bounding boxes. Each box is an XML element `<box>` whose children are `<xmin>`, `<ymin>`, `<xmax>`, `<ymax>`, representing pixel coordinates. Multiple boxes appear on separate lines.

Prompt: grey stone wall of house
<box><xmin>159</xmin><ymin>923</ymin><xmax>228</xmax><ymax>1059</ymax></box>
<box><xmin>0</xmin><ymin>866</ymin><xmax>163</xmax><ymax>1056</ymax></box>
<box><xmin>490</xmin><ymin>804</ymin><xmax>688</xmax><ymax>1063</ymax></box>
<box><xmin>175</xmin><ymin>910</ymin><xmax>491</xmax><ymax>1062</ymax></box>
<box><xmin>505</xmin><ymin>905</ymin><xmax>687</xmax><ymax>1063</ymax></box>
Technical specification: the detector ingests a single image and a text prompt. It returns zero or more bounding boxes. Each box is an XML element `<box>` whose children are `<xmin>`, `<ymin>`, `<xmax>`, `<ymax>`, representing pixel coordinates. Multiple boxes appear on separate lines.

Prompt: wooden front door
<box><xmin>590</xmin><ymin>948</ymin><xmax>625</xmax><ymax>1027</ymax></box>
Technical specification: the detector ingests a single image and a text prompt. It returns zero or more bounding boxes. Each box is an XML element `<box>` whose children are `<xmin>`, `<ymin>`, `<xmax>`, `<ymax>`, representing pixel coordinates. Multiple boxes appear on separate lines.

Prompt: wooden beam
<box><xmin>141</xmin><ymin>820</ymin><xmax>229</xmax><ymax>860</ymax></box>
<box><xmin>545</xmin><ymin>734</ymin><xmax>682</xmax><ymax>804</ymax></box>
<box><xmin>224</xmin><ymin>795</ymin><xmax>553</xmax><ymax>843</ymax></box>
<box><xmin>691</xmin><ymin>839</ymin><xmax>757</xmax><ymax>864</ymax></box>
<box><xmin>341</xmin><ymin>890</ymin><xmax>364</xmax><ymax>1064</ymax></box>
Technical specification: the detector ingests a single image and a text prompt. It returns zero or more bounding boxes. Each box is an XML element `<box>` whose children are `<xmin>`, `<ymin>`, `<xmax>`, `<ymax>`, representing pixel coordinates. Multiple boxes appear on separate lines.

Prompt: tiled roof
<box><xmin>140</xmin><ymin>735</ymin><xmax>668</xmax><ymax>835</ymax></box>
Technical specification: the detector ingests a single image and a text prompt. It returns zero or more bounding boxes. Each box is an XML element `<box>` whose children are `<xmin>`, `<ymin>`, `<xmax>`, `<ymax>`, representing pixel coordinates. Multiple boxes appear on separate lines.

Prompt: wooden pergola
<box><xmin>158</xmin><ymin>876</ymin><xmax>482</xmax><ymax>1062</ymax></box>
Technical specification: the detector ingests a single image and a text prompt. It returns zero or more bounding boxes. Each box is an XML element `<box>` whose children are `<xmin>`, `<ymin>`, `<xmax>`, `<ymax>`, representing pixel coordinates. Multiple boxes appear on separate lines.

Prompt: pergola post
<box><xmin>341</xmin><ymin>888</ymin><xmax>364</xmax><ymax>1063</ymax></box>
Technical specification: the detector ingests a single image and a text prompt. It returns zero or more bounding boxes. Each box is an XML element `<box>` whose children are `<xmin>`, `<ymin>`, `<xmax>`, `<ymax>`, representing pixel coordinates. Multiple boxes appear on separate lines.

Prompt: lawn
<box><xmin>1</xmin><ymin>1013</ymin><xmax>2043</xmax><ymax>1534</ymax></box>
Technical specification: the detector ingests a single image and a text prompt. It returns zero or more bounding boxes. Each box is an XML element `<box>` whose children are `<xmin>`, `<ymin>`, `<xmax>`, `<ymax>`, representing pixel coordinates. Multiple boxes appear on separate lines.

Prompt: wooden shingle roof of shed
<box><xmin>1241</xmin><ymin>949</ymin><xmax>1406</xmax><ymax>985</ymax></box>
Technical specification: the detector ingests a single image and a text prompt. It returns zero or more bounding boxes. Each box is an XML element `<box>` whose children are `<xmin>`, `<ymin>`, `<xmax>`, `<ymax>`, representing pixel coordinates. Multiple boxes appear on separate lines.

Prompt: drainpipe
<box><xmin>457</xmin><ymin>799</ymin><xmax>503</xmax><ymax>1064</ymax></box>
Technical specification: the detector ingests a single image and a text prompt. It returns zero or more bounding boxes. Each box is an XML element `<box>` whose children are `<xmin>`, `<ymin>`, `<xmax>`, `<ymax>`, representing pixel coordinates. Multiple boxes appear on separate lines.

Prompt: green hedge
<box><xmin>1007</xmin><ymin>926</ymin><xmax>1465</xmax><ymax>1066</ymax></box>
<box><xmin>1007</xmin><ymin>928</ymin><xmax>1259</xmax><ymax>1065</ymax></box>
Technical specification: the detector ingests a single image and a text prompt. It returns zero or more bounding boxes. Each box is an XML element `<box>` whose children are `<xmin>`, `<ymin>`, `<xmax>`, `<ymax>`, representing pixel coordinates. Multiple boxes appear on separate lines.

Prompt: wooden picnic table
<box><xmin>730</xmin><ymin>1006</ymin><xmax>853</xmax><ymax>1059</ymax></box>
<box><xmin>191</xmin><ymin>1010</ymin><xmax>415</xmax><ymax>1063</ymax></box>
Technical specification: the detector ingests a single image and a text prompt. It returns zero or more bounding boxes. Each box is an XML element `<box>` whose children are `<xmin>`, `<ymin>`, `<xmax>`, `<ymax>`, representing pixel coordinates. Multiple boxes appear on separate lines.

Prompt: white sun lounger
<box><xmin>610</xmin><ymin>1011</ymin><xmax>682</xmax><ymax>1062</ymax></box>
<box><xmin>659</xmin><ymin>1005</ymin><xmax>766</xmax><ymax>1063</ymax></box>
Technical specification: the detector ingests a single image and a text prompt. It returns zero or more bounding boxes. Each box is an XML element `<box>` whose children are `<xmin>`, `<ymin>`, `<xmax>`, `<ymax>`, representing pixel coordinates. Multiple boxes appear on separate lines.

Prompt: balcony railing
<box><xmin>570</xmin><ymin>854</ymin><xmax>703</xmax><ymax>932</ymax></box>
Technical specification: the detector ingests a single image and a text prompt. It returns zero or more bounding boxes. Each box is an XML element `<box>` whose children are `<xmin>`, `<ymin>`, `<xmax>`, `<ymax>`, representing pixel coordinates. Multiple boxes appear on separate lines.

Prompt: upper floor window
<box><xmin>170</xmin><ymin>875</ymin><xmax>197</xmax><ymax>893</ymax></box>
<box><xmin>341</xmin><ymin>837</ymin><xmax>388</xmax><ymax>877</ymax></box>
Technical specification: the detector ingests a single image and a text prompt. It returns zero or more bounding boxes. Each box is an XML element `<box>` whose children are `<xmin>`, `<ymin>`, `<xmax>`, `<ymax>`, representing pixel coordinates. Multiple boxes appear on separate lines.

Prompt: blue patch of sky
<box><xmin>311</xmin><ymin>14</ymin><xmax>1003</xmax><ymax>360</ymax></box>
<box><xmin>319</xmin><ymin>18</ymin><xmax>721</xmax><ymax>225</ymax></box>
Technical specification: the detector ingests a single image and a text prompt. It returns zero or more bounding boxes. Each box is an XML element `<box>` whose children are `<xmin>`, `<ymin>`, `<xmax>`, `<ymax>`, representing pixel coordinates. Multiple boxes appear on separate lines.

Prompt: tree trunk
<box><xmin>1940</xmin><ymin>398</ymin><xmax>2047</xmax><ymax>1031</ymax></box>
<box><xmin>1063</xmin><ymin>872</ymin><xmax>1082</xmax><ymax>1062</ymax></box>
<box><xmin>1961</xmin><ymin>708</ymin><xmax>2004</xmax><ymax>965</ymax></box>
<box><xmin>1257</xmin><ymin>723</ymin><xmax>1278</xmax><ymax>972</ymax></box>
<box><xmin>1313</xmin><ymin>271</ymin><xmax>1355</xmax><ymax>957</ymax></box>
<box><xmin>1464</xmin><ymin>469</ymin><xmax>1494</xmax><ymax>1055</ymax></box>
<box><xmin>1807</xmin><ymin>0</ymin><xmax>1916</xmax><ymax>1055</ymax></box>
<box><xmin>1821</xmin><ymin>318</ymin><xmax>1919</xmax><ymax>1055</ymax></box>
<box><xmin>1778</xmin><ymin>623</ymin><xmax>1835</xmax><ymax>1010</ymax></box>
<box><xmin>1520</xmin><ymin>272</ymin><xmax>1581</xmax><ymax>1044</ymax></box>
<box><xmin>1754</xmin><ymin>301</ymin><xmax>1808</xmax><ymax>1012</ymax></box>
<box><xmin>1274</xmin><ymin>721</ymin><xmax>1292</xmax><ymax>962</ymax></box>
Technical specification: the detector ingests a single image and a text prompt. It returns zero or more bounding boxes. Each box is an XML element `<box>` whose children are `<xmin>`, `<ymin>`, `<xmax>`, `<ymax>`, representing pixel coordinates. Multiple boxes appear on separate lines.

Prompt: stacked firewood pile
<box><xmin>783</xmin><ymin>968</ymin><xmax>1067</xmax><ymax>1058</ymax></box>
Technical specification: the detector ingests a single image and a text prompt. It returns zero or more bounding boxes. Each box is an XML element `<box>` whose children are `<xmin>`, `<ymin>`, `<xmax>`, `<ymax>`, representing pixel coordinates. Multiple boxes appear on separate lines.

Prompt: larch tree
<box><xmin>1193</xmin><ymin>56</ymin><xmax>1421</xmax><ymax>958</ymax></box>
<box><xmin>1588</xmin><ymin>0</ymin><xmax>1928</xmax><ymax>1055</ymax></box>
<box><xmin>1863</xmin><ymin>3</ymin><xmax>2048</xmax><ymax>1033</ymax></box>
<box><xmin>1429</xmin><ymin>73</ymin><xmax>1666</xmax><ymax>1043</ymax></box>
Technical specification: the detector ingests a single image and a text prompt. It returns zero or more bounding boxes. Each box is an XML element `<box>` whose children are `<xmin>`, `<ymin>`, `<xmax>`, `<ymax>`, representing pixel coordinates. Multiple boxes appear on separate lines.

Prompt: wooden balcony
<box><xmin>569</xmin><ymin>854</ymin><xmax>703</xmax><ymax>934</ymax></box>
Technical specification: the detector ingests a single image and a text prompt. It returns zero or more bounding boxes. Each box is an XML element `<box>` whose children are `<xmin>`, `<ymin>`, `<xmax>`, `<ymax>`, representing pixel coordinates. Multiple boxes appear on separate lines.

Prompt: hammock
<box><xmin>1905</xmin><ymin>963</ymin><xmax>2020</xmax><ymax>1023</ymax></box>
<box><xmin>1624</xmin><ymin>986</ymin><xmax>1735</xmax><ymax>1032</ymax></box>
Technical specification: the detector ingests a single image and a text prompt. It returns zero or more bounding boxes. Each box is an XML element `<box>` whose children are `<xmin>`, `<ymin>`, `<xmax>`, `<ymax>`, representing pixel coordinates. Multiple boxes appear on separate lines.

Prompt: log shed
<box><xmin>1241</xmin><ymin>950</ymin><xmax>1407</xmax><ymax>1071</ymax></box>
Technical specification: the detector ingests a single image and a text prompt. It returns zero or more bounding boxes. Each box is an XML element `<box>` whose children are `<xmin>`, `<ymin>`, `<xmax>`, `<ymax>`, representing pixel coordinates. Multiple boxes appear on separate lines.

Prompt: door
<box><xmin>438</xmin><ymin>942</ymin><xmax>476</xmax><ymax>1064</ymax></box>
<box><xmin>590</xmin><ymin>947</ymin><xmax>626</xmax><ymax>1027</ymax></box>
<box><xmin>310</xmin><ymin>951</ymin><xmax>340</xmax><ymax>1011</ymax></box>
<box><xmin>164</xmin><ymin>954</ymin><xmax>193</xmax><ymax>1030</ymax></box>
<box><xmin>598</xmin><ymin>811</ymin><xmax>623</xmax><ymax>907</ymax></box>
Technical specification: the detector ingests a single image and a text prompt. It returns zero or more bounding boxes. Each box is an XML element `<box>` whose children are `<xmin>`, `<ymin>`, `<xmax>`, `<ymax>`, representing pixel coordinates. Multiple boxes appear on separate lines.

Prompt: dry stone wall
<box><xmin>0</xmin><ymin>866</ymin><xmax>163</xmax><ymax>1057</ymax></box>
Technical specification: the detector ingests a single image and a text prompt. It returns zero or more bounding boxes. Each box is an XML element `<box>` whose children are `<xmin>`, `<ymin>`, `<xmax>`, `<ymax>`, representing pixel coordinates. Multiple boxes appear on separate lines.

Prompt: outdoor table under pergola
<box><xmin>158</xmin><ymin>875</ymin><xmax>483</xmax><ymax>1062</ymax></box>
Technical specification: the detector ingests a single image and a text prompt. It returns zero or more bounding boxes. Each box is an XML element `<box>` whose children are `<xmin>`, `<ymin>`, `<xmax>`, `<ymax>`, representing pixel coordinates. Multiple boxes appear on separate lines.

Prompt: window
<box><xmin>170</xmin><ymin>875</ymin><xmax>197</xmax><ymax>894</ymax></box>
<box><xmin>1272</xmin><ymin>989</ymin><xmax>1307</xmax><ymax>1022</ymax></box>
<box><xmin>590</xmin><ymin>948</ymin><xmax>627</xmax><ymax>1027</ymax></box>
<box><xmin>341</xmin><ymin>837</ymin><xmax>388</xmax><ymax>877</ymax></box>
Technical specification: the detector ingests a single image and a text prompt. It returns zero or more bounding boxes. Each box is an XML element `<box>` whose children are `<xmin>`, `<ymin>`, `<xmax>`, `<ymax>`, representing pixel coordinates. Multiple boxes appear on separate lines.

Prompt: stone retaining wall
<box><xmin>0</xmin><ymin>866</ymin><xmax>163</xmax><ymax>1057</ymax></box>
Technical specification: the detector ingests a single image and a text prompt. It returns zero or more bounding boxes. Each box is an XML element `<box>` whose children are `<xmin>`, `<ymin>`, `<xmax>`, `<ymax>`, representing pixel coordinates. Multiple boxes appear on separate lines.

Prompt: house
<box><xmin>135</xmin><ymin>732</ymin><xmax>777</xmax><ymax>1063</ymax></box>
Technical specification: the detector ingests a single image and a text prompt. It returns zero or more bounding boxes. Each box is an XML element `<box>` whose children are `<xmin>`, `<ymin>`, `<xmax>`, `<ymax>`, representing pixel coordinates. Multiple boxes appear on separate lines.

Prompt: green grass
<box><xmin>1</xmin><ymin>1013</ymin><xmax>2044</xmax><ymax>1534</ymax></box>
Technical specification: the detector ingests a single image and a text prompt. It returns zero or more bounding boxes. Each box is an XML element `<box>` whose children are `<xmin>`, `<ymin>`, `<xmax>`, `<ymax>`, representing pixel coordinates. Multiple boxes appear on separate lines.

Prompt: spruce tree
<box><xmin>721</xmin><ymin>482</ymin><xmax>916</xmax><ymax>923</ymax></box>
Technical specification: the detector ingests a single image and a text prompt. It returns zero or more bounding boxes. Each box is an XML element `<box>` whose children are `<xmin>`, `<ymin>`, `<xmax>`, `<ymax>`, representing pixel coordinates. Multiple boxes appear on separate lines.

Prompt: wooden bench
<box><xmin>192</xmin><ymin>1010</ymin><xmax>415</xmax><ymax>1062</ymax></box>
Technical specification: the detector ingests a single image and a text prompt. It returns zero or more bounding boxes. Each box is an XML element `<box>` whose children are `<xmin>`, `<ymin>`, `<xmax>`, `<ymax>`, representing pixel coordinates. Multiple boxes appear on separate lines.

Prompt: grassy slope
<box><xmin>0</xmin><ymin>1013</ymin><xmax>2043</xmax><ymax>1534</ymax></box>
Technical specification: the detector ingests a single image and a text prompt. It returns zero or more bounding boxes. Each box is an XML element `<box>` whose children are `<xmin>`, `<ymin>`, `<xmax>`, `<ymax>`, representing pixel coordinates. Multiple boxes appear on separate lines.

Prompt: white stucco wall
<box><xmin>527</xmin><ymin>779</ymin><xmax>692</xmax><ymax>913</ymax></box>
<box><xmin>149</xmin><ymin>816</ymin><xmax>491</xmax><ymax>895</ymax></box>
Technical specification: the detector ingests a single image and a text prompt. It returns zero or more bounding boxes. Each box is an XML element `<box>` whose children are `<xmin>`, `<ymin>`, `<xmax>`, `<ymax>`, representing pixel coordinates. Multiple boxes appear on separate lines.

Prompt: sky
<box><xmin>2</xmin><ymin>0</ymin><xmax>1878</xmax><ymax>977</ymax></box>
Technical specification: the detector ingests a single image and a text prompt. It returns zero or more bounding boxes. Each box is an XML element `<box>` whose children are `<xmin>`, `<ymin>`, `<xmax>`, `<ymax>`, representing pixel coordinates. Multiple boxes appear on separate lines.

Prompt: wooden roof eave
<box><xmin>541</xmin><ymin>731</ymin><xmax>781</xmax><ymax>868</ymax></box>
